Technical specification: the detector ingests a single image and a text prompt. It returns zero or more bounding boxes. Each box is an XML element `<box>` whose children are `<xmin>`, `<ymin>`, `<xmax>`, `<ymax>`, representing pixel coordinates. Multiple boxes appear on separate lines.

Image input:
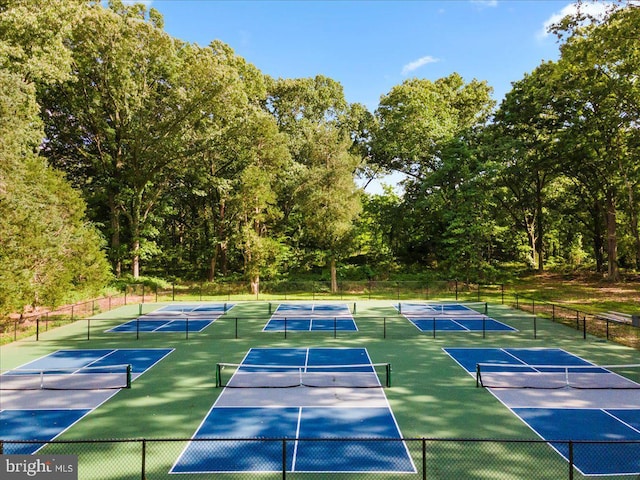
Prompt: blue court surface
<box><xmin>444</xmin><ymin>347</ymin><xmax>640</xmax><ymax>476</ymax></box>
<box><xmin>107</xmin><ymin>303</ymin><xmax>234</xmax><ymax>333</ymax></box>
<box><xmin>264</xmin><ymin>303</ymin><xmax>357</xmax><ymax>332</ymax></box>
<box><xmin>171</xmin><ymin>347</ymin><xmax>415</xmax><ymax>474</ymax></box>
<box><xmin>398</xmin><ymin>303</ymin><xmax>516</xmax><ymax>332</ymax></box>
<box><xmin>0</xmin><ymin>348</ymin><xmax>173</xmax><ymax>454</ymax></box>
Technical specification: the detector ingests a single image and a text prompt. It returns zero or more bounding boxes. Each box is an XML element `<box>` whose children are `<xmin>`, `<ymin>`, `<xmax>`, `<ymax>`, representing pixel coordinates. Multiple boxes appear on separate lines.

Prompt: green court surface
<box><xmin>1</xmin><ymin>300</ymin><xmax>639</xmax><ymax>479</ymax></box>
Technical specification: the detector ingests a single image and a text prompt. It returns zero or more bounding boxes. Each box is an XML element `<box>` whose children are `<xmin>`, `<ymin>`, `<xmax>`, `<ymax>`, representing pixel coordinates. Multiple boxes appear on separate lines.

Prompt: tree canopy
<box><xmin>2</xmin><ymin>1</ymin><xmax>640</xmax><ymax>314</ymax></box>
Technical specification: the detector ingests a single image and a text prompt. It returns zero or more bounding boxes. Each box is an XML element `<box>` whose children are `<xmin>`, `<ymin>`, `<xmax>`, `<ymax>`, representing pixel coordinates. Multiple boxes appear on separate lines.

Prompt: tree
<box><xmin>40</xmin><ymin>3</ymin><xmax>249</xmax><ymax>278</ymax></box>
<box><xmin>371</xmin><ymin>73</ymin><xmax>495</xmax><ymax>271</ymax></box>
<box><xmin>549</xmin><ymin>4</ymin><xmax>640</xmax><ymax>279</ymax></box>
<box><xmin>0</xmin><ymin>0</ymin><xmax>111</xmax><ymax>314</ymax></box>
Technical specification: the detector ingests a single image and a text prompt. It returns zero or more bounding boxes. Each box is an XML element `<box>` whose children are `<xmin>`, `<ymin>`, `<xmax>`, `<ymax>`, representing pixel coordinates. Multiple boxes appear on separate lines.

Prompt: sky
<box><xmin>131</xmin><ymin>0</ymin><xmax>607</xmax><ymax>191</ymax></box>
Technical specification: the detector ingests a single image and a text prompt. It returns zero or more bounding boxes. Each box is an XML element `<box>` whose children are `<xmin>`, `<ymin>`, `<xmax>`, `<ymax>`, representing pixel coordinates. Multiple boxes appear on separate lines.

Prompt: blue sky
<box><xmin>143</xmin><ymin>0</ymin><xmax>601</xmax><ymax>110</ymax></box>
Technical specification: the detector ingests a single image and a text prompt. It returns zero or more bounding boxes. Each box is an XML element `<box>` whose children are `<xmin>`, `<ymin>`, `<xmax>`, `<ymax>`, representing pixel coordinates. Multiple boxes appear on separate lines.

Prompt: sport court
<box><xmin>0</xmin><ymin>348</ymin><xmax>173</xmax><ymax>454</ymax></box>
<box><xmin>263</xmin><ymin>302</ymin><xmax>357</xmax><ymax>332</ymax></box>
<box><xmin>444</xmin><ymin>347</ymin><xmax>640</xmax><ymax>476</ymax></box>
<box><xmin>107</xmin><ymin>303</ymin><xmax>234</xmax><ymax>333</ymax></box>
<box><xmin>171</xmin><ymin>347</ymin><xmax>415</xmax><ymax>474</ymax></box>
<box><xmin>398</xmin><ymin>302</ymin><xmax>517</xmax><ymax>332</ymax></box>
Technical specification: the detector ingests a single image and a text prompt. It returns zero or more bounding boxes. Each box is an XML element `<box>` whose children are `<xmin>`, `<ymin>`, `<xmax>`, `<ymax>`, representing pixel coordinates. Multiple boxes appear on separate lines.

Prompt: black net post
<box><xmin>422</xmin><ymin>438</ymin><xmax>427</xmax><ymax>480</ymax></box>
<box><xmin>215</xmin><ymin>364</ymin><xmax>222</xmax><ymax>388</ymax></box>
<box><xmin>284</xmin><ymin>318</ymin><xmax>287</xmax><ymax>340</ymax></box>
<box><xmin>383</xmin><ymin>317</ymin><xmax>387</xmax><ymax>339</ymax></box>
<box><xmin>36</xmin><ymin>317</ymin><xmax>40</xmax><ymax>341</ymax></box>
<box><xmin>87</xmin><ymin>318</ymin><xmax>91</xmax><ymax>341</ymax></box>
<box><xmin>432</xmin><ymin>317</ymin><xmax>436</xmax><ymax>339</ymax></box>
<box><xmin>386</xmin><ymin>363</ymin><xmax>392</xmax><ymax>387</ymax></box>
<box><xmin>583</xmin><ymin>316</ymin><xmax>587</xmax><ymax>339</ymax></box>
<box><xmin>482</xmin><ymin>316</ymin><xmax>486</xmax><ymax>339</ymax></box>
<box><xmin>235</xmin><ymin>318</ymin><xmax>238</xmax><ymax>339</ymax></box>
<box><xmin>185</xmin><ymin>317</ymin><xmax>189</xmax><ymax>340</ymax></box>
<box><xmin>333</xmin><ymin>317</ymin><xmax>337</xmax><ymax>339</ymax></box>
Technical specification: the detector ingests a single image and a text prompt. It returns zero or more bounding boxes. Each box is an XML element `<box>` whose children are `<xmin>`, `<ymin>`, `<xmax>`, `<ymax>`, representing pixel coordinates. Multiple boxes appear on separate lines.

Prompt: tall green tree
<box><xmin>0</xmin><ymin>0</ymin><xmax>111</xmax><ymax>314</ymax></box>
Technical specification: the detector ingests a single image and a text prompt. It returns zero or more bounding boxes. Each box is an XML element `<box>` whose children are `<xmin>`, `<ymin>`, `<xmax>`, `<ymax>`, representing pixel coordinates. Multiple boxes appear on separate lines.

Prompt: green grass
<box><xmin>1</xmin><ymin>299</ymin><xmax>639</xmax><ymax>479</ymax></box>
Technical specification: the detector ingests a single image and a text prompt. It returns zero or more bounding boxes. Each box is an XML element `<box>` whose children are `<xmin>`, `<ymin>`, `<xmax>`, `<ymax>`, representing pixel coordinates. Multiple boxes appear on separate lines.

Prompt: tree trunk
<box><xmin>330</xmin><ymin>255</ymin><xmax>338</xmax><ymax>293</ymax></box>
<box><xmin>535</xmin><ymin>176</ymin><xmax>544</xmax><ymax>272</ymax></box>
<box><xmin>108</xmin><ymin>195</ymin><xmax>122</xmax><ymax>277</ymax></box>
<box><xmin>606</xmin><ymin>191</ymin><xmax>619</xmax><ymax>280</ymax></box>
<box><xmin>250</xmin><ymin>274</ymin><xmax>259</xmax><ymax>296</ymax></box>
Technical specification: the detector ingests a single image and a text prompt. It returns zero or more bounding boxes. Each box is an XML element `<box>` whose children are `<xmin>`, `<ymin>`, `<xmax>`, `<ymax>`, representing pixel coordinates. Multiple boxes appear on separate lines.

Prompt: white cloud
<box><xmin>401</xmin><ymin>56</ymin><xmax>440</xmax><ymax>75</ymax></box>
<box><xmin>538</xmin><ymin>1</ymin><xmax>613</xmax><ymax>39</ymax></box>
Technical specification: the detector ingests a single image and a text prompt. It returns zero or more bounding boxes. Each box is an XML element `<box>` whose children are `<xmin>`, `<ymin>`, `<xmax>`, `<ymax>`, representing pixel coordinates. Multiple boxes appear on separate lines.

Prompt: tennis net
<box><xmin>216</xmin><ymin>362</ymin><xmax>391</xmax><ymax>388</ymax></box>
<box><xmin>399</xmin><ymin>301</ymin><xmax>488</xmax><ymax>316</ymax></box>
<box><xmin>476</xmin><ymin>363</ymin><xmax>640</xmax><ymax>389</ymax></box>
<box><xmin>0</xmin><ymin>364</ymin><xmax>132</xmax><ymax>390</ymax></box>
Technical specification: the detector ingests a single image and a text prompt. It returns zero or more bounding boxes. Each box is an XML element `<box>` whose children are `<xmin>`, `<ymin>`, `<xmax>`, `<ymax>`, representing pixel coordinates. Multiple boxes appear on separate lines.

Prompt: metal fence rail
<box><xmin>1</xmin><ymin>437</ymin><xmax>637</xmax><ymax>479</ymax></box>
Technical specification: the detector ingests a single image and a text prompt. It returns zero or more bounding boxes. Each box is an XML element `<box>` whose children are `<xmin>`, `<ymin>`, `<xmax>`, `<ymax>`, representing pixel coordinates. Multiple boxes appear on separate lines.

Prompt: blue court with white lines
<box><xmin>263</xmin><ymin>303</ymin><xmax>357</xmax><ymax>332</ymax></box>
<box><xmin>398</xmin><ymin>302</ymin><xmax>517</xmax><ymax>332</ymax></box>
<box><xmin>444</xmin><ymin>347</ymin><xmax>640</xmax><ymax>476</ymax></box>
<box><xmin>107</xmin><ymin>303</ymin><xmax>234</xmax><ymax>333</ymax></box>
<box><xmin>171</xmin><ymin>347</ymin><xmax>415</xmax><ymax>474</ymax></box>
<box><xmin>0</xmin><ymin>348</ymin><xmax>173</xmax><ymax>454</ymax></box>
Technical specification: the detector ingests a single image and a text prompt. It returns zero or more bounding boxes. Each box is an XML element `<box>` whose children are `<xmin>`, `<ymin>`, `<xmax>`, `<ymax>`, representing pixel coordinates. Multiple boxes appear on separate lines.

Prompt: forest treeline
<box><xmin>1</xmin><ymin>0</ymin><xmax>639</xmax><ymax>315</ymax></box>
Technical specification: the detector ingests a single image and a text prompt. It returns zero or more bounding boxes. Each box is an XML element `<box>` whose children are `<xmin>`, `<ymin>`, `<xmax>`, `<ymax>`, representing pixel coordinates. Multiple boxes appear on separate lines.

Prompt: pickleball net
<box><xmin>216</xmin><ymin>362</ymin><xmax>391</xmax><ymax>388</ymax></box>
<box><xmin>476</xmin><ymin>363</ymin><xmax>640</xmax><ymax>389</ymax></box>
<box><xmin>0</xmin><ymin>364</ymin><xmax>132</xmax><ymax>390</ymax></box>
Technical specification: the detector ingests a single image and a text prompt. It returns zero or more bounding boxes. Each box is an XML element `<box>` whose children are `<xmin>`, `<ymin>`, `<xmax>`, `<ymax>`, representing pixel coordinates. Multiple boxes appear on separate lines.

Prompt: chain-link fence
<box><xmin>2</xmin><ymin>437</ymin><xmax>638</xmax><ymax>479</ymax></box>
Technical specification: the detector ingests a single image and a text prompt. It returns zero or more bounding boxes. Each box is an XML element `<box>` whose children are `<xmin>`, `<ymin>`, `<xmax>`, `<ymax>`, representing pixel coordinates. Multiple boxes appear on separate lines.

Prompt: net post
<box><xmin>215</xmin><ymin>363</ymin><xmax>221</xmax><ymax>388</ymax></box>
<box><xmin>383</xmin><ymin>317</ymin><xmax>387</xmax><ymax>339</ymax></box>
<box><xmin>136</xmin><ymin>317</ymin><xmax>140</xmax><ymax>340</ymax></box>
<box><xmin>268</xmin><ymin>302</ymin><xmax>272</xmax><ymax>315</ymax></box>
<box><xmin>87</xmin><ymin>318</ymin><xmax>91</xmax><ymax>341</ymax></box>
<box><xmin>484</xmin><ymin>302</ymin><xmax>488</xmax><ymax>316</ymax></box>
<box><xmin>235</xmin><ymin>318</ymin><xmax>238</xmax><ymax>339</ymax></box>
<box><xmin>583</xmin><ymin>316</ymin><xmax>587</xmax><ymax>339</ymax></box>
<box><xmin>534</xmin><ymin>316</ymin><xmax>537</xmax><ymax>339</ymax></box>
<box><xmin>284</xmin><ymin>318</ymin><xmax>287</xmax><ymax>340</ymax></box>
<box><xmin>139</xmin><ymin>303</ymin><xmax>142</xmax><ymax>316</ymax></box>
<box><xmin>36</xmin><ymin>316</ymin><xmax>40</xmax><ymax>341</ymax></box>
<box><xmin>386</xmin><ymin>363</ymin><xmax>391</xmax><ymax>388</ymax></box>
<box><xmin>432</xmin><ymin>317</ymin><xmax>436</xmax><ymax>339</ymax></box>
<box><xmin>353</xmin><ymin>302</ymin><xmax>356</xmax><ymax>314</ymax></box>
<box><xmin>476</xmin><ymin>364</ymin><xmax>480</xmax><ymax>387</ymax></box>
<box><xmin>185</xmin><ymin>316</ymin><xmax>189</xmax><ymax>340</ymax></box>
<box><xmin>223</xmin><ymin>302</ymin><xmax>227</xmax><ymax>313</ymax></box>
<box><xmin>398</xmin><ymin>302</ymin><xmax>402</xmax><ymax>314</ymax></box>
<box><xmin>126</xmin><ymin>364</ymin><xmax>132</xmax><ymax>389</ymax></box>
<box><xmin>333</xmin><ymin>317</ymin><xmax>337</xmax><ymax>339</ymax></box>
<box><xmin>482</xmin><ymin>316</ymin><xmax>486</xmax><ymax>339</ymax></box>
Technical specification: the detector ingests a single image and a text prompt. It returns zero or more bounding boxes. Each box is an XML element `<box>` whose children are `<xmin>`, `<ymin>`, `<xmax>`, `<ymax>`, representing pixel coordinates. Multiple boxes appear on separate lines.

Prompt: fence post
<box><xmin>568</xmin><ymin>441</ymin><xmax>574</xmax><ymax>480</ymax></box>
<box><xmin>141</xmin><ymin>439</ymin><xmax>146</xmax><ymax>480</ymax></box>
<box><xmin>282</xmin><ymin>439</ymin><xmax>287</xmax><ymax>480</ymax></box>
<box><xmin>422</xmin><ymin>438</ymin><xmax>427</xmax><ymax>480</ymax></box>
